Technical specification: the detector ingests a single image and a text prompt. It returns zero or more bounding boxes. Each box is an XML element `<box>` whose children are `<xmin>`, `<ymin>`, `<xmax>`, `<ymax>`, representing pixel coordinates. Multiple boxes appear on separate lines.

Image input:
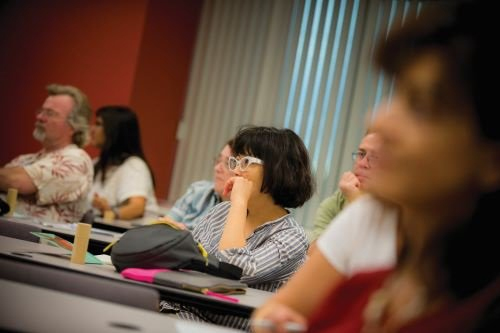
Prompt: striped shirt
<box><xmin>162</xmin><ymin>201</ymin><xmax>309</xmax><ymax>330</ymax></box>
<box><xmin>167</xmin><ymin>180</ymin><xmax>222</xmax><ymax>229</ymax></box>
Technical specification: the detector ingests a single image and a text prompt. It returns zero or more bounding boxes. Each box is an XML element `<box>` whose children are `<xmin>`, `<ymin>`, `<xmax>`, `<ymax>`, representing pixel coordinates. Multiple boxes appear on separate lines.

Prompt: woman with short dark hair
<box><xmin>229</xmin><ymin>126</ymin><xmax>314</xmax><ymax>209</ymax></box>
<box><xmin>167</xmin><ymin>125</ymin><xmax>315</xmax><ymax>330</ymax></box>
<box><xmin>89</xmin><ymin>106</ymin><xmax>158</xmax><ymax>220</ymax></box>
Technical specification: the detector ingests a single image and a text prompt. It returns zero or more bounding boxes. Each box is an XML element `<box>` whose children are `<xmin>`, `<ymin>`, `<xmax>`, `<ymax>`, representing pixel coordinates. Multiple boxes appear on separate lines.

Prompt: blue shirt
<box><xmin>167</xmin><ymin>180</ymin><xmax>221</xmax><ymax>229</ymax></box>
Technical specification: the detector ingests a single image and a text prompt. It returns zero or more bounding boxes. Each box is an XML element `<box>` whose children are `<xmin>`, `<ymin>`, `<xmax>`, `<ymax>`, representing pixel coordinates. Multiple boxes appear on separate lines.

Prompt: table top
<box><xmin>92</xmin><ymin>216</ymin><xmax>144</xmax><ymax>232</ymax></box>
<box><xmin>0</xmin><ymin>235</ymin><xmax>272</xmax><ymax>317</ymax></box>
<box><xmin>0</xmin><ymin>278</ymin><xmax>243</xmax><ymax>333</ymax></box>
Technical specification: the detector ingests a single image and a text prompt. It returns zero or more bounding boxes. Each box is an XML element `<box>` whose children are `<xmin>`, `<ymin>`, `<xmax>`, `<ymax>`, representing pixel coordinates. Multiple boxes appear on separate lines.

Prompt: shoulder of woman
<box><xmin>121</xmin><ymin>156</ymin><xmax>149</xmax><ymax>169</ymax></box>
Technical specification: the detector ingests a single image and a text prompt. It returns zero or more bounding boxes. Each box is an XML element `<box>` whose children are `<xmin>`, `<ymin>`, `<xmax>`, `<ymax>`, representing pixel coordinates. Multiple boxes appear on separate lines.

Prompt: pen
<box><xmin>201</xmin><ymin>289</ymin><xmax>239</xmax><ymax>303</ymax></box>
<box><xmin>250</xmin><ymin>319</ymin><xmax>307</xmax><ymax>333</ymax></box>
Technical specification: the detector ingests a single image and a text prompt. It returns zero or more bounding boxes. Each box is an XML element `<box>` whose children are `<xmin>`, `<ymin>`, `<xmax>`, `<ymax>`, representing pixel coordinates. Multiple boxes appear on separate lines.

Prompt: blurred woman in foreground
<box><xmin>252</xmin><ymin>2</ymin><xmax>499</xmax><ymax>332</ymax></box>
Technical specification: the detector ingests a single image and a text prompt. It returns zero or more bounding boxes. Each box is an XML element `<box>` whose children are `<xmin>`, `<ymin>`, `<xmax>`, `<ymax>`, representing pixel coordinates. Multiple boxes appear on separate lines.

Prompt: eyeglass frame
<box><xmin>227</xmin><ymin>155</ymin><xmax>264</xmax><ymax>171</ymax></box>
<box><xmin>351</xmin><ymin>150</ymin><xmax>379</xmax><ymax>167</ymax></box>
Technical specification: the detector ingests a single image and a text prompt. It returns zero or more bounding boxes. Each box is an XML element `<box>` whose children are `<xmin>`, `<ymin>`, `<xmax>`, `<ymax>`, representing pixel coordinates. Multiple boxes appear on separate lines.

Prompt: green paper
<box><xmin>30</xmin><ymin>232</ymin><xmax>103</xmax><ymax>265</ymax></box>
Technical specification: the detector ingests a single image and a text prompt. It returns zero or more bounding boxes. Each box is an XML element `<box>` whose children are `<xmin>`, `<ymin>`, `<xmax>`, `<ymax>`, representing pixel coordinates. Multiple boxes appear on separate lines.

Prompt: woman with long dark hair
<box><xmin>89</xmin><ymin>106</ymin><xmax>158</xmax><ymax>220</ymax></box>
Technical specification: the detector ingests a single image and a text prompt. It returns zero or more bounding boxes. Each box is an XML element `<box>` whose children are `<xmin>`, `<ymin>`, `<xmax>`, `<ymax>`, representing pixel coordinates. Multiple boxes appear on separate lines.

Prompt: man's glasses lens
<box><xmin>352</xmin><ymin>151</ymin><xmax>366</xmax><ymax>161</ymax></box>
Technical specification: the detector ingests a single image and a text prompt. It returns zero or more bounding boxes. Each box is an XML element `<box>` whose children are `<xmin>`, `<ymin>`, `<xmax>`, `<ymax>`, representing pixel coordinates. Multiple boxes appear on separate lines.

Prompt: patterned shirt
<box><xmin>3</xmin><ymin>144</ymin><xmax>93</xmax><ymax>223</ymax></box>
<box><xmin>166</xmin><ymin>201</ymin><xmax>309</xmax><ymax>331</ymax></box>
<box><xmin>167</xmin><ymin>180</ymin><xmax>221</xmax><ymax>229</ymax></box>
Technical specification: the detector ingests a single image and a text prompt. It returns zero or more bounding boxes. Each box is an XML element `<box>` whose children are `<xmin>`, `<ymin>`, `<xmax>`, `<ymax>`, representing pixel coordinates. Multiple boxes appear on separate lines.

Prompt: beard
<box><xmin>33</xmin><ymin>125</ymin><xmax>46</xmax><ymax>142</ymax></box>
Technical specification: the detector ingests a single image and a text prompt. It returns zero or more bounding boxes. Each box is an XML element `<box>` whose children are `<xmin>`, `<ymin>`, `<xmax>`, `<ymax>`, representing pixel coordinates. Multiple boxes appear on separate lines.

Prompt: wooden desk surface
<box><xmin>0</xmin><ymin>235</ymin><xmax>272</xmax><ymax>317</ymax></box>
<box><xmin>0</xmin><ymin>279</ymin><xmax>243</xmax><ymax>333</ymax></box>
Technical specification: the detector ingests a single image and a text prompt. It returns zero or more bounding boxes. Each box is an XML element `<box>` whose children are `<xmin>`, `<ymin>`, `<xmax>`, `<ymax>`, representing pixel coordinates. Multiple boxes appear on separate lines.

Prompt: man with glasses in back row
<box><xmin>309</xmin><ymin>131</ymin><xmax>382</xmax><ymax>246</ymax></box>
<box><xmin>0</xmin><ymin>84</ymin><xmax>93</xmax><ymax>223</ymax></box>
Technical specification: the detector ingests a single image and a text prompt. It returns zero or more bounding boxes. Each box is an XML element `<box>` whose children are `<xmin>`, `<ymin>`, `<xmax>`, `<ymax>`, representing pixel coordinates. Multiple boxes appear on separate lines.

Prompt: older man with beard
<box><xmin>0</xmin><ymin>84</ymin><xmax>93</xmax><ymax>223</ymax></box>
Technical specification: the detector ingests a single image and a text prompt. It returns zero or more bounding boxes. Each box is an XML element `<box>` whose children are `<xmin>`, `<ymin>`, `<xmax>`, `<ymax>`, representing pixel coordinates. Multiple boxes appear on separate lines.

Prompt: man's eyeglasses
<box><xmin>351</xmin><ymin>151</ymin><xmax>379</xmax><ymax>167</ymax></box>
<box><xmin>228</xmin><ymin>156</ymin><xmax>264</xmax><ymax>171</ymax></box>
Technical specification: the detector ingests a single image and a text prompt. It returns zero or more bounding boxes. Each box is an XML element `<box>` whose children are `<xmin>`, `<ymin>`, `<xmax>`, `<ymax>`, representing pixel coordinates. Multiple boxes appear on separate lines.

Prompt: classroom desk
<box><xmin>0</xmin><ymin>216</ymin><xmax>121</xmax><ymax>254</ymax></box>
<box><xmin>0</xmin><ymin>279</ymin><xmax>243</xmax><ymax>333</ymax></box>
<box><xmin>0</xmin><ymin>235</ymin><xmax>161</xmax><ymax>310</ymax></box>
<box><xmin>92</xmin><ymin>214</ymin><xmax>160</xmax><ymax>232</ymax></box>
<box><xmin>0</xmin><ymin>236</ymin><xmax>272</xmax><ymax>318</ymax></box>
<box><xmin>92</xmin><ymin>216</ymin><xmax>143</xmax><ymax>232</ymax></box>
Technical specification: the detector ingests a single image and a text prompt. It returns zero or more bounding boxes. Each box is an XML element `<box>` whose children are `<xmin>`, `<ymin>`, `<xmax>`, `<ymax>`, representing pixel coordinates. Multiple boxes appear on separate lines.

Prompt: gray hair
<box><xmin>46</xmin><ymin>84</ymin><xmax>92</xmax><ymax>147</ymax></box>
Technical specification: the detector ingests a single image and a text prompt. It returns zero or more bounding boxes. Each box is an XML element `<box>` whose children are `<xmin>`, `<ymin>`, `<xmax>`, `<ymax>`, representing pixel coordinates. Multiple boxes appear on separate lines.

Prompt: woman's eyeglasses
<box><xmin>227</xmin><ymin>156</ymin><xmax>264</xmax><ymax>171</ymax></box>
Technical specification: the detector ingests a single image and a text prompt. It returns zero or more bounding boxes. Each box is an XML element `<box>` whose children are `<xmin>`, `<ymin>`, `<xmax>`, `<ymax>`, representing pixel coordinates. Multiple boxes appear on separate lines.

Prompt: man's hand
<box><xmin>338</xmin><ymin>171</ymin><xmax>362</xmax><ymax>202</ymax></box>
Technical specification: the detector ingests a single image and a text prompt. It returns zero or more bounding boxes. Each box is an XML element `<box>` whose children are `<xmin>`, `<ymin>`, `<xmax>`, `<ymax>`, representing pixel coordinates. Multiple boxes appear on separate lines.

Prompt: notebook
<box><xmin>121</xmin><ymin>268</ymin><xmax>247</xmax><ymax>295</ymax></box>
<box><xmin>154</xmin><ymin>270</ymin><xmax>247</xmax><ymax>295</ymax></box>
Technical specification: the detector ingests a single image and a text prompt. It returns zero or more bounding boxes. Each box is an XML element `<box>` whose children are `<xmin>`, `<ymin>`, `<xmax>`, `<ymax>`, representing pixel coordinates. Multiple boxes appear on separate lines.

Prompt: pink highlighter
<box><xmin>200</xmin><ymin>289</ymin><xmax>239</xmax><ymax>303</ymax></box>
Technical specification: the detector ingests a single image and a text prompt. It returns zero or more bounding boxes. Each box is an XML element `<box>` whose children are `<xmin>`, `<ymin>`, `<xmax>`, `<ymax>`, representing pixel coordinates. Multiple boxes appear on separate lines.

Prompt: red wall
<box><xmin>130</xmin><ymin>0</ymin><xmax>202</xmax><ymax>200</ymax></box>
<box><xmin>0</xmin><ymin>0</ymin><xmax>203</xmax><ymax>199</ymax></box>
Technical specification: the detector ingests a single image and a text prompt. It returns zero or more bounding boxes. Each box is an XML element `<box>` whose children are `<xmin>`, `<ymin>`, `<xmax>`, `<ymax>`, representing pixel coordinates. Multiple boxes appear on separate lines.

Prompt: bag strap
<box><xmin>194</xmin><ymin>239</ymin><xmax>242</xmax><ymax>279</ymax></box>
<box><xmin>206</xmin><ymin>253</ymin><xmax>242</xmax><ymax>280</ymax></box>
<box><xmin>214</xmin><ymin>261</ymin><xmax>244</xmax><ymax>280</ymax></box>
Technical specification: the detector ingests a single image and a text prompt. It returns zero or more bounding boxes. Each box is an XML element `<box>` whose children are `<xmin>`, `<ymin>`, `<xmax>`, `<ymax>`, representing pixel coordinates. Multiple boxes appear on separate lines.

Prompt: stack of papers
<box><xmin>30</xmin><ymin>232</ymin><xmax>102</xmax><ymax>265</ymax></box>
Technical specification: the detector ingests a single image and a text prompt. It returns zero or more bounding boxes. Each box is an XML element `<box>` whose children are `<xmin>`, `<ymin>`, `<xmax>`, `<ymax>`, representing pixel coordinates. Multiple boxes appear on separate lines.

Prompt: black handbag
<box><xmin>110</xmin><ymin>223</ymin><xmax>242</xmax><ymax>280</ymax></box>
